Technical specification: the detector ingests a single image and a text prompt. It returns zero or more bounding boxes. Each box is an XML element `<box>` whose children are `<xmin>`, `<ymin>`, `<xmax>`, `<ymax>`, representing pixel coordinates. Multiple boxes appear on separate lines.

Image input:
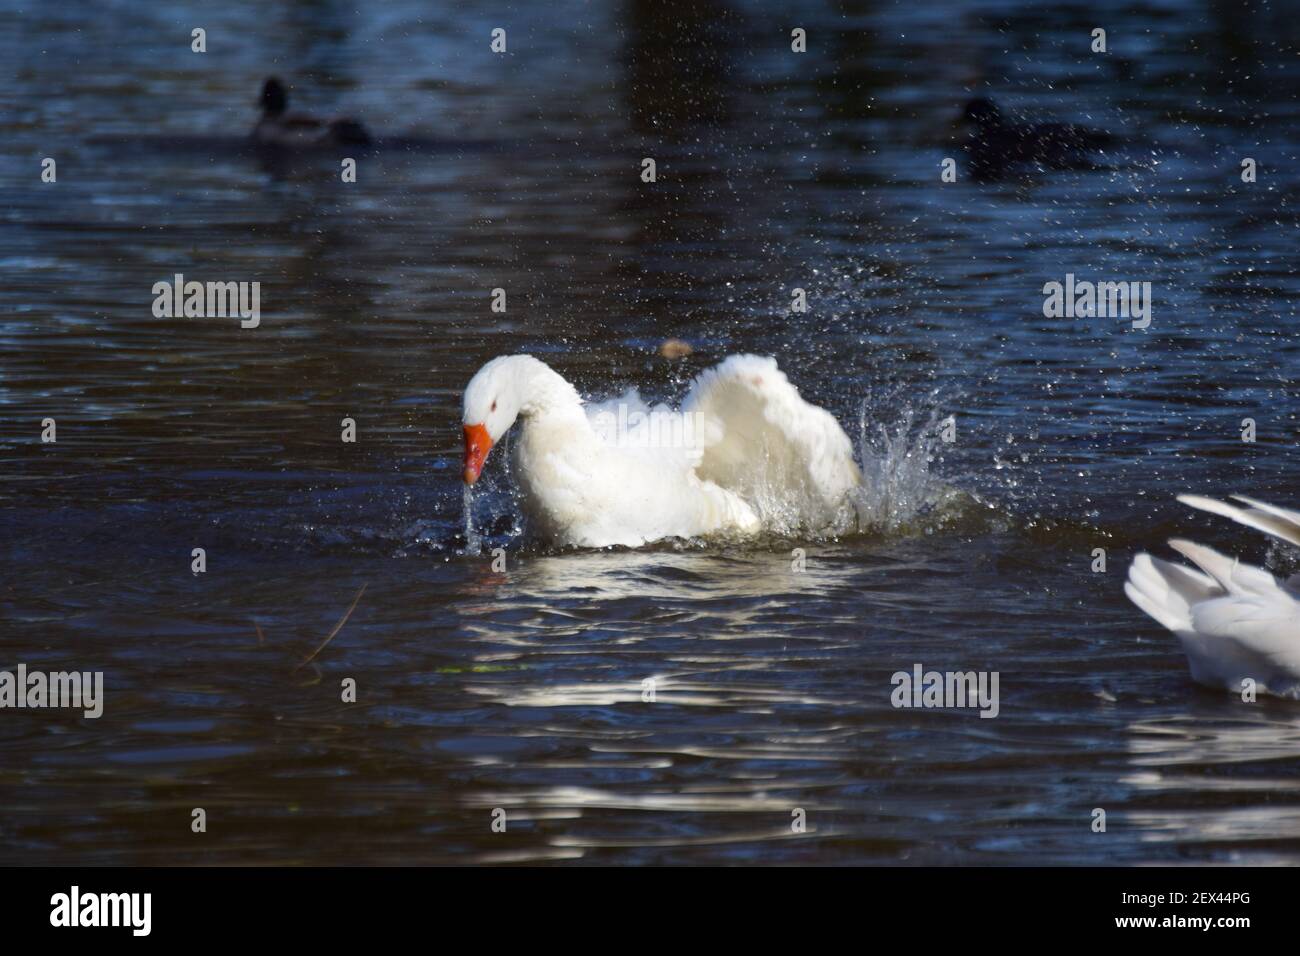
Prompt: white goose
<box><xmin>460</xmin><ymin>354</ymin><xmax>862</xmax><ymax>548</ymax></box>
<box><xmin>1126</xmin><ymin>494</ymin><xmax>1300</xmax><ymax>698</ymax></box>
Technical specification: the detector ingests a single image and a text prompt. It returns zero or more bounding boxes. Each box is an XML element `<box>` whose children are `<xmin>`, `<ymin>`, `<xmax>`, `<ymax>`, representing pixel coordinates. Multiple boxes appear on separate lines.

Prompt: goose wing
<box><xmin>681</xmin><ymin>355</ymin><xmax>860</xmax><ymax>532</ymax></box>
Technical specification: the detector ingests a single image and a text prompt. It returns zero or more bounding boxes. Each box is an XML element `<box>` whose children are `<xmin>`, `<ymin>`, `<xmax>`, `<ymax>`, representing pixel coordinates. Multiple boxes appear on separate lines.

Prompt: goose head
<box><xmin>261</xmin><ymin>77</ymin><xmax>289</xmax><ymax>116</ymax></box>
<box><xmin>460</xmin><ymin>355</ymin><xmax>584</xmax><ymax>484</ymax></box>
<box><xmin>460</xmin><ymin>356</ymin><xmax>529</xmax><ymax>484</ymax></box>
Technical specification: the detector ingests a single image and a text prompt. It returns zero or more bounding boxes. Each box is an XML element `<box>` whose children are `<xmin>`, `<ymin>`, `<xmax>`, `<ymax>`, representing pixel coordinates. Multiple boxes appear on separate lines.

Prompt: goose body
<box><xmin>1126</xmin><ymin>495</ymin><xmax>1300</xmax><ymax>698</ymax></box>
<box><xmin>961</xmin><ymin>97</ymin><xmax>1115</xmax><ymax>180</ymax></box>
<box><xmin>460</xmin><ymin>354</ymin><xmax>861</xmax><ymax>548</ymax></box>
<box><xmin>252</xmin><ymin>77</ymin><xmax>371</xmax><ymax>148</ymax></box>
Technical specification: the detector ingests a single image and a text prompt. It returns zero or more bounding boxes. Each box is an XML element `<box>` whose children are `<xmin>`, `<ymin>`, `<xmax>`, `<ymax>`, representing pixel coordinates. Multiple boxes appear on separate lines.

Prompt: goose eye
<box><xmin>490</xmin><ymin>400</ymin><xmax>497</xmax><ymax>412</ymax></box>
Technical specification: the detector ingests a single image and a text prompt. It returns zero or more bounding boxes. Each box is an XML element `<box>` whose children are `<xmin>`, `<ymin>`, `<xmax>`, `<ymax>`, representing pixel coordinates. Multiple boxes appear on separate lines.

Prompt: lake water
<box><xmin>3</xmin><ymin>0</ymin><xmax>1300</xmax><ymax>864</ymax></box>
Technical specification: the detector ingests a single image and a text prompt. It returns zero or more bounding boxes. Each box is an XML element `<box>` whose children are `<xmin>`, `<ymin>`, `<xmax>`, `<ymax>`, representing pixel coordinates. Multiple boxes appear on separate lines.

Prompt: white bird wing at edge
<box><xmin>1124</xmin><ymin>552</ymin><xmax>1220</xmax><ymax>633</ymax></box>
<box><xmin>1178</xmin><ymin>493</ymin><xmax>1300</xmax><ymax>548</ymax></box>
<box><xmin>1189</xmin><ymin>591</ymin><xmax>1300</xmax><ymax>678</ymax></box>
<box><xmin>1126</xmin><ymin>494</ymin><xmax>1300</xmax><ymax>686</ymax></box>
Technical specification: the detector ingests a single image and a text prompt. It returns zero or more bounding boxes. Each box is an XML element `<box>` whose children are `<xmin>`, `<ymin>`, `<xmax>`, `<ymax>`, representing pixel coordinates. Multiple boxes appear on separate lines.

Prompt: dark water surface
<box><xmin>4</xmin><ymin>0</ymin><xmax>1300</xmax><ymax>864</ymax></box>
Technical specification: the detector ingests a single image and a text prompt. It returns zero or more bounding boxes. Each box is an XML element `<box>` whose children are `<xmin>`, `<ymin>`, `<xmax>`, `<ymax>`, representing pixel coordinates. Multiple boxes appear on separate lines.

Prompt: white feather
<box><xmin>1126</xmin><ymin>495</ymin><xmax>1300</xmax><ymax>698</ymax></box>
<box><xmin>1178</xmin><ymin>493</ymin><xmax>1300</xmax><ymax>548</ymax></box>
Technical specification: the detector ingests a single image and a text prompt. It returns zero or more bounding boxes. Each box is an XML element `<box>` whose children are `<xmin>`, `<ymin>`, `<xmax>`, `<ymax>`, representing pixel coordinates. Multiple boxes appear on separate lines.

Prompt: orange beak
<box><xmin>462</xmin><ymin>423</ymin><xmax>493</xmax><ymax>484</ymax></box>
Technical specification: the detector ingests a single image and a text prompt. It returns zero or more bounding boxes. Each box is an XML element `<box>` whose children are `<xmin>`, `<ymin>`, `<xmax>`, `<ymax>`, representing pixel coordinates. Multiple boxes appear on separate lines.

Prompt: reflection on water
<box><xmin>1121</xmin><ymin>715</ymin><xmax>1300</xmax><ymax>861</ymax></box>
<box><xmin>3</xmin><ymin>0</ymin><xmax>1300</xmax><ymax>863</ymax></box>
<box><xmin>1127</xmin><ymin>714</ymin><xmax>1300</xmax><ymax>769</ymax></box>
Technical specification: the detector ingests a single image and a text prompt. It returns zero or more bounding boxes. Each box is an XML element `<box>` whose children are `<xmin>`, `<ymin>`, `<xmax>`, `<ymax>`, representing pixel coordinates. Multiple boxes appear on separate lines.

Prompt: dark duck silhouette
<box><xmin>252</xmin><ymin>77</ymin><xmax>371</xmax><ymax>148</ymax></box>
<box><xmin>960</xmin><ymin>97</ymin><xmax>1115</xmax><ymax>180</ymax></box>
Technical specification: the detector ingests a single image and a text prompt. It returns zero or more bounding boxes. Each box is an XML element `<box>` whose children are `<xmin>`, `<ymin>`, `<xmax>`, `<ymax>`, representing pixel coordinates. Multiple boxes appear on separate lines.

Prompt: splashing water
<box><xmin>851</xmin><ymin>391</ymin><xmax>957</xmax><ymax>532</ymax></box>
<box><xmin>462</xmin><ymin>484</ymin><xmax>482</xmax><ymax>554</ymax></box>
<box><xmin>688</xmin><ymin>387</ymin><xmax>963</xmax><ymax>542</ymax></box>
